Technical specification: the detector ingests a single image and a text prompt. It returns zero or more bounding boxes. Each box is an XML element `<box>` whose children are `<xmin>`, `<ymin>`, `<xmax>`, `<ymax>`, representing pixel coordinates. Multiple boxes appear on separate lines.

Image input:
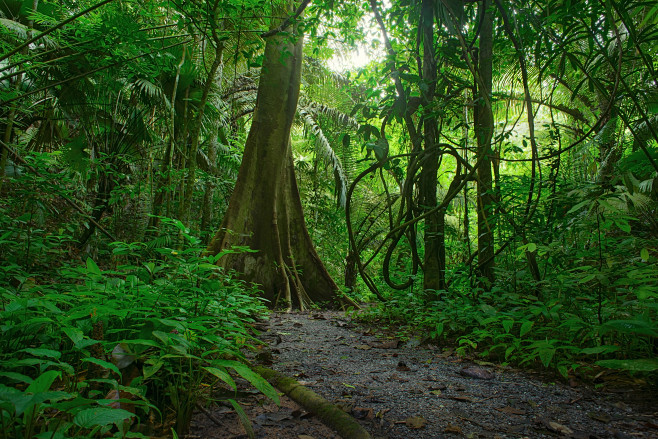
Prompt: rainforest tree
<box><xmin>206</xmin><ymin>1</ymin><xmax>353</xmax><ymax>309</ymax></box>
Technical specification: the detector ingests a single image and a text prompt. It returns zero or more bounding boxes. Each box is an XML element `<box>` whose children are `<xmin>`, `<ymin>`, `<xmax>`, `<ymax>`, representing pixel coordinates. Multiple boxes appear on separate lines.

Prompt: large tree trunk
<box><xmin>206</xmin><ymin>10</ymin><xmax>351</xmax><ymax>310</ymax></box>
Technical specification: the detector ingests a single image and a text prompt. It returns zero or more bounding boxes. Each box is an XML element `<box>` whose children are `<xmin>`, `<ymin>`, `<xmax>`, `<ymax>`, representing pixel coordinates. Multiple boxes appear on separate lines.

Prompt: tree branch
<box><xmin>260</xmin><ymin>0</ymin><xmax>311</xmax><ymax>38</ymax></box>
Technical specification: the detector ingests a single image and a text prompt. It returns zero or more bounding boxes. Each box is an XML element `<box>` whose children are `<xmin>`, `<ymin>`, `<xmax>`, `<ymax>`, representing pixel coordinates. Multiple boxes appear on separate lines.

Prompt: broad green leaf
<box><xmin>213</xmin><ymin>360</ymin><xmax>279</xmax><ymax>404</ymax></box>
<box><xmin>73</xmin><ymin>407</ymin><xmax>134</xmax><ymax>428</ymax></box>
<box><xmin>596</xmin><ymin>359</ymin><xmax>658</xmax><ymax>372</ymax></box>
<box><xmin>204</xmin><ymin>367</ymin><xmax>236</xmax><ymax>390</ymax></box>
<box><xmin>0</xmin><ymin>371</ymin><xmax>33</xmax><ymax>384</ymax></box>
<box><xmin>580</xmin><ymin>345</ymin><xmax>620</xmax><ymax>355</ymax></box>
<box><xmin>229</xmin><ymin>399</ymin><xmax>255</xmax><ymax>439</ymax></box>
<box><xmin>434</xmin><ymin>322</ymin><xmax>444</xmax><ymax>337</ymax></box>
<box><xmin>21</xmin><ymin>348</ymin><xmax>62</xmax><ymax>360</ymax></box>
<box><xmin>538</xmin><ymin>347</ymin><xmax>555</xmax><ymax>367</ymax></box>
<box><xmin>520</xmin><ymin>321</ymin><xmax>533</xmax><ymax>337</ymax></box>
<box><xmin>640</xmin><ymin>248</ymin><xmax>649</xmax><ymax>261</ymax></box>
<box><xmin>63</xmin><ymin>327</ymin><xmax>84</xmax><ymax>345</ymax></box>
<box><xmin>26</xmin><ymin>370</ymin><xmax>60</xmax><ymax>394</ymax></box>
<box><xmin>527</xmin><ymin>243</ymin><xmax>537</xmax><ymax>252</ymax></box>
<box><xmin>143</xmin><ymin>359</ymin><xmax>164</xmax><ymax>379</ymax></box>
<box><xmin>502</xmin><ymin>320</ymin><xmax>514</xmax><ymax>333</ymax></box>
<box><xmin>86</xmin><ymin>257</ymin><xmax>101</xmax><ymax>275</ymax></box>
<box><xmin>557</xmin><ymin>364</ymin><xmax>569</xmax><ymax>379</ymax></box>
<box><xmin>81</xmin><ymin>357</ymin><xmax>121</xmax><ymax>377</ymax></box>
<box><xmin>602</xmin><ymin>320</ymin><xmax>658</xmax><ymax>337</ymax></box>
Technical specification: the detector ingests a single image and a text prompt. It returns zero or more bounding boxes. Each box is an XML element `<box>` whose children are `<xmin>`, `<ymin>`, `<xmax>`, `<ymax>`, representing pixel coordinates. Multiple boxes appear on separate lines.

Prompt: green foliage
<box><xmin>0</xmin><ymin>215</ymin><xmax>273</xmax><ymax>437</ymax></box>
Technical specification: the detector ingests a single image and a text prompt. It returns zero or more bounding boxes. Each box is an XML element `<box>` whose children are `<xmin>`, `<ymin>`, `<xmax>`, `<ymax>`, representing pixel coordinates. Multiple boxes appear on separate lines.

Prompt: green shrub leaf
<box><xmin>596</xmin><ymin>359</ymin><xmax>658</xmax><ymax>372</ymax></box>
<box><xmin>73</xmin><ymin>407</ymin><xmax>134</xmax><ymax>428</ymax></box>
<box><xmin>520</xmin><ymin>321</ymin><xmax>533</xmax><ymax>337</ymax></box>
<box><xmin>213</xmin><ymin>360</ymin><xmax>279</xmax><ymax>405</ymax></box>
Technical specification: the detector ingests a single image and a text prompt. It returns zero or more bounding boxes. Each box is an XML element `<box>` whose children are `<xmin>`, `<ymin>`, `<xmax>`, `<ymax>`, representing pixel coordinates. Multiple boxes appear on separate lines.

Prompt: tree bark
<box><xmin>419</xmin><ymin>0</ymin><xmax>444</xmax><ymax>292</ymax></box>
<box><xmin>474</xmin><ymin>0</ymin><xmax>496</xmax><ymax>286</ymax></box>
<box><xmin>206</xmin><ymin>7</ymin><xmax>352</xmax><ymax>309</ymax></box>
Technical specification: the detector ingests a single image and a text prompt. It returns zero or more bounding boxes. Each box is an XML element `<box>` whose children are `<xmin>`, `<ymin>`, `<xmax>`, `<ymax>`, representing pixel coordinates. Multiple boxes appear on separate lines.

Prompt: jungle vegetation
<box><xmin>1</xmin><ymin>0</ymin><xmax>657</xmax><ymax>436</ymax></box>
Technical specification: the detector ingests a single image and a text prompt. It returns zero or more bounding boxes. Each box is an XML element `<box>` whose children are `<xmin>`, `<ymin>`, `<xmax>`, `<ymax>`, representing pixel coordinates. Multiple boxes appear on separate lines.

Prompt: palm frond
<box><xmin>299</xmin><ymin>107</ymin><xmax>348</xmax><ymax>208</ymax></box>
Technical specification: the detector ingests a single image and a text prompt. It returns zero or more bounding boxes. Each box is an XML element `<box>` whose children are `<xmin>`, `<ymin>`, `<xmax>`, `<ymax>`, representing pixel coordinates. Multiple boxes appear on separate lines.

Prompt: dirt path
<box><xmin>189</xmin><ymin>311</ymin><xmax>658</xmax><ymax>439</ymax></box>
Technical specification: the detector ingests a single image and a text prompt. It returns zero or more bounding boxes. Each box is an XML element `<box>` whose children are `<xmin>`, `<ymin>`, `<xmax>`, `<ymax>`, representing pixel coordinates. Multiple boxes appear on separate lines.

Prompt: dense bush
<box><xmin>0</xmin><ymin>215</ymin><xmax>275</xmax><ymax>438</ymax></box>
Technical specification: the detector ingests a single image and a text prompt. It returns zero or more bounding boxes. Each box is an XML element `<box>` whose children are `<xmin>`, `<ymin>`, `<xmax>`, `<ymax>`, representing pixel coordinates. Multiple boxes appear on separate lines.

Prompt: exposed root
<box><xmin>254</xmin><ymin>366</ymin><xmax>372</xmax><ymax>439</ymax></box>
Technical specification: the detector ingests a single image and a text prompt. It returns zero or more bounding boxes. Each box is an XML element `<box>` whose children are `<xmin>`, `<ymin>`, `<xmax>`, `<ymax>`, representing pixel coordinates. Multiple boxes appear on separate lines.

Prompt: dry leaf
<box><xmin>444</xmin><ymin>424</ymin><xmax>462</xmax><ymax>434</ymax></box>
<box><xmin>355</xmin><ymin>344</ymin><xmax>372</xmax><ymax>350</ymax></box>
<box><xmin>396</xmin><ymin>361</ymin><xmax>411</xmax><ymax>372</ymax></box>
<box><xmin>405</xmin><ymin>416</ymin><xmax>427</xmax><ymax>429</ymax></box>
<box><xmin>298</xmin><ymin>435</ymin><xmax>315</xmax><ymax>439</ymax></box>
<box><xmin>548</xmin><ymin>421</ymin><xmax>574</xmax><ymax>435</ymax></box>
<box><xmin>368</xmin><ymin>340</ymin><xmax>400</xmax><ymax>349</ymax></box>
<box><xmin>496</xmin><ymin>406</ymin><xmax>526</xmax><ymax>415</ymax></box>
<box><xmin>352</xmin><ymin>407</ymin><xmax>374</xmax><ymax>420</ymax></box>
<box><xmin>459</xmin><ymin>366</ymin><xmax>495</xmax><ymax>380</ymax></box>
<box><xmin>587</xmin><ymin>411</ymin><xmax>611</xmax><ymax>423</ymax></box>
<box><xmin>449</xmin><ymin>396</ymin><xmax>473</xmax><ymax>402</ymax></box>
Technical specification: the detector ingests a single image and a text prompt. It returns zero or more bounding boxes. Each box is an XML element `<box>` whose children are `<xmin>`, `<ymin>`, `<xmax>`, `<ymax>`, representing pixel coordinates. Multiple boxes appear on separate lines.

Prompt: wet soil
<box><xmin>188</xmin><ymin>311</ymin><xmax>658</xmax><ymax>439</ymax></box>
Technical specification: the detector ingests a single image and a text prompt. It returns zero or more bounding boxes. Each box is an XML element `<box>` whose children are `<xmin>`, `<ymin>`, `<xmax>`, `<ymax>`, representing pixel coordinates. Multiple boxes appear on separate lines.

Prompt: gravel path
<box><xmin>256</xmin><ymin>311</ymin><xmax>658</xmax><ymax>439</ymax></box>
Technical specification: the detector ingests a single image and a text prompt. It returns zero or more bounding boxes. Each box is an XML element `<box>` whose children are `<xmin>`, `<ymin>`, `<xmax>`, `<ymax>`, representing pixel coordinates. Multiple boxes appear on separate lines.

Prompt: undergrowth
<box><xmin>0</xmin><ymin>214</ymin><xmax>276</xmax><ymax>438</ymax></box>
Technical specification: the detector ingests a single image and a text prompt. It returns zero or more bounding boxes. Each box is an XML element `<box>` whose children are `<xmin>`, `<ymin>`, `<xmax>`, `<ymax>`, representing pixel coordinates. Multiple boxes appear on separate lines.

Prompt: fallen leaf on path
<box><xmin>496</xmin><ymin>406</ymin><xmax>526</xmax><ymax>415</ymax></box>
<box><xmin>368</xmin><ymin>339</ymin><xmax>400</xmax><ymax>349</ymax></box>
<box><xmin>388</xmin><ymin>373</ymin><xmax>409</xmax><ymax>382</ymax></box>
<box><xmin>587</xmin><ymin>411</ymin><xmax>611</xmax><ymax>423</ymax></box>
<box><xmin>430</xmin><ymin>390</ymin><xmax>442</xmax><ymax>396</ymax></box>
<box><xmin>405</xmin><ymin>416</ymin><xmax>427</xmax><ymax>429</ymax></box>
<box><xmin>352</xmin><ymin>407</ymin><xmax>374</xmax><ymax>420</ymax></box>
<box><xmin>355</xmin><ymin>344</ymin><xmax>372</xmax><ymax>350</ymax></box>
<box><xmin>310</xmin><ymin>313</ymin><xmax>326</xmax><ymax>320</ymax></box>
<box><xmin>298</xmin><ymin>435</ymin><xmax>315</xmax><ymax>439</ymax></box>
<box><xmin>449</xmin><ymin>396</ymin><xmax>473</xmax><ymax>402</ymax></box>
<box><xmin>444</xmin><ymin>424</ymin><xmax>462</xmax><ymax>434</ymax></box>
<box><xmin>396</xmin><ymin>361</ymin><xmax>411</xmax><ymax>372</ymax></box>
<box><xmin>459</xmin><ymin>366</ymin><xmax>495</xmax><ymax>380</ymax></box>
<box><xmin>428</xmin><ymin>384</ymin><xmax>447</xmax><ymax>391</ymax></box>
<box><xmin>542</xmin><ymin>420</ymin><xmax>573</xmax><ymax>435</ymax></box>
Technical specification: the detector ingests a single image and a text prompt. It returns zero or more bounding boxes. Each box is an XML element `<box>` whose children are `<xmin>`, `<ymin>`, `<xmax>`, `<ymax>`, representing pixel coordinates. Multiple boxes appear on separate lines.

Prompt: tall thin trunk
<box><xmin>474</xmin><ymin>0</ymin><xmax>495</xmax><ymax>286</ymax></box>
<box><xmin>419</xmin><ymin>0</ymin><xmax>443</xmax><ymax>292</ymax></box>
<box><xmin>181</xmin><ymin>42</ymin><xmax>224</xmax><ymax>226</ymax></box>
<box><xmin>0</xmin><ymin>0</ymin><xmax>38</xmax><ymax>193</ymax></box>
<box><xmin>150</xmin><ymin>49</ymin><xmax>185</xmax><ymax>230</ymax></box>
